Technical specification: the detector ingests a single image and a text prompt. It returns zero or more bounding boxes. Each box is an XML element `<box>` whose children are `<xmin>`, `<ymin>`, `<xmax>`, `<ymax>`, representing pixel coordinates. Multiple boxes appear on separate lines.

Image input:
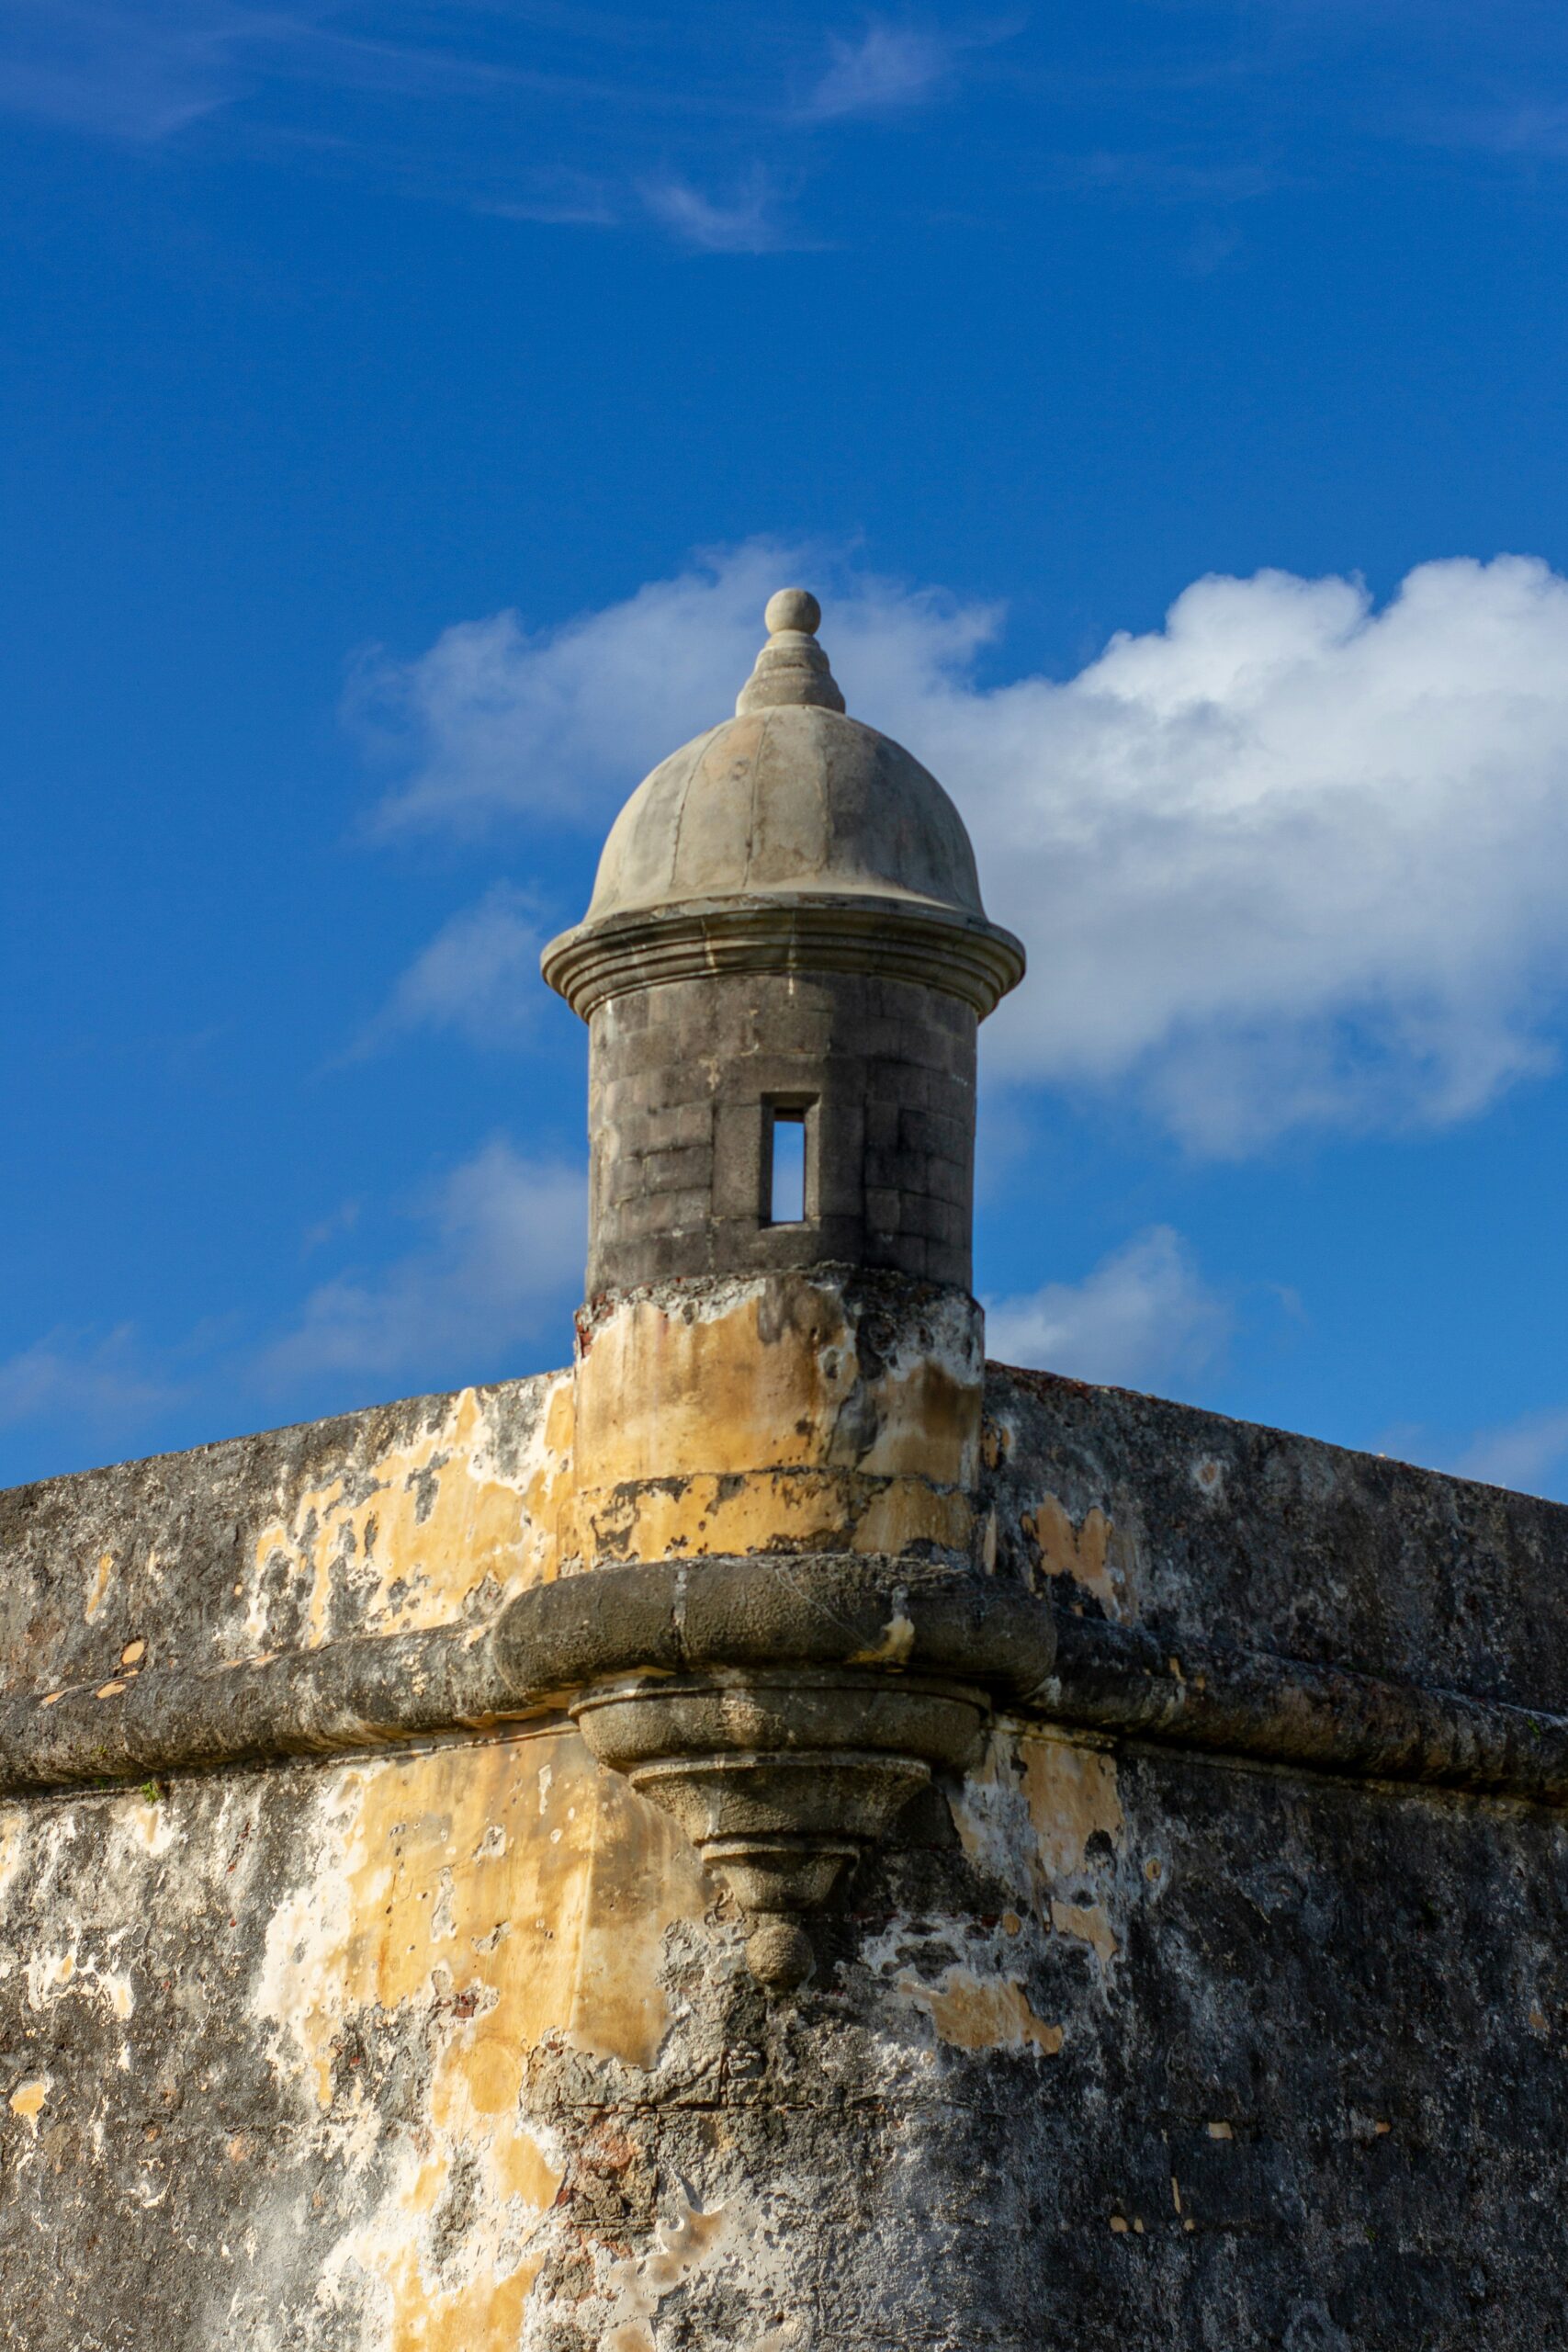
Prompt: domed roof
<box><xmin>544</xmin><ymin>590</ymin><xmax>1023</xmax><ymax>1019</ymax></box>
<box><xmin>581</xmin><ymin>589</ymin><xmax>987</xmax><ymax>926</ymax></box>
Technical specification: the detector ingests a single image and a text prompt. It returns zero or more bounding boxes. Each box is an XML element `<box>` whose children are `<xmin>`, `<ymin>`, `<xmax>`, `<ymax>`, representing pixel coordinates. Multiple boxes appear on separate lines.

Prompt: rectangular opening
<box><xmin>766</xmin><ymin>1105</ymin><xmax>808</xmax><ymax>1226</ymax></box>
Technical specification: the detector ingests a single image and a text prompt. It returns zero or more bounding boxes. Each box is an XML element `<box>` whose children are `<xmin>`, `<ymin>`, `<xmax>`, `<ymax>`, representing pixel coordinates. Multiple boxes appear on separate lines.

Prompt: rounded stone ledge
<box><xmin>0</xmin><ymin>1560</ymin><xmax>1050</xmax><ymax>1799</ymax></box>
<box><xmin>15</xmin><ymin>1578</ymin><xmax>1568</xmax><ymax>1812</ymax></box>
<box><xmin>0</xmin><ymin>1617</ymin><xmax>520</xmax><ymax>1796</ymax></box>
<box><xmin>492</xmin><ymin>1554</ymin><xmax>1059</xmax><ymax>1704</ymax></box>
<box><xmin>542</xmin><ymin>893</ymin><xmax>1026</xmax><ymax>1022</ymax></box>
<box><xmin>1043</xmin><ymin>1613</ymin><xmax>1568</xmax><ymax>1803</ymax></box>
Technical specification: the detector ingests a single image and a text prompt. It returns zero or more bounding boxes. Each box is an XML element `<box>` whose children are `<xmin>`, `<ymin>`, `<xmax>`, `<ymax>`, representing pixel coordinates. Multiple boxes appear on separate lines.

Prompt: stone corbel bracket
<box><xmin>546</xmin><ymin>1557</ymin><xmax>1049</xmax><ymax>1987</ymax></box>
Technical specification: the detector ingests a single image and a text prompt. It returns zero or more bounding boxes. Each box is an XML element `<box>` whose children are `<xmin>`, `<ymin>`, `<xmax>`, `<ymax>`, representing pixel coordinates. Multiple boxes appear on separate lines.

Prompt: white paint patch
<box><xmin>949</xmin><ymin>1726</ymin><xmax>1129</xmax><ymax>1979</ymax></box>
<box><xmin>601</xmin><ymin>2194</ymin><xmax>752</xmax><ymax>2349</ymax></box>
<box><xmin>849</xmin><ymin>1607</ymin><xmax>915</xmax><ymax>1668</ymax></box>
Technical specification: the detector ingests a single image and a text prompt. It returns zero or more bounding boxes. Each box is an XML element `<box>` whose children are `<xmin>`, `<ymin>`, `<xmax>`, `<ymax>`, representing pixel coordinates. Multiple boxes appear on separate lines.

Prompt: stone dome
<box><xmin>544</xmin><ymin>590</ymin><xmax>1023</xmax><ymax>1020</ymax></box>
<box><xmin>581</xmin><ymin>589</ymin><xmax>988</xmax><ymax>927</ymax></box>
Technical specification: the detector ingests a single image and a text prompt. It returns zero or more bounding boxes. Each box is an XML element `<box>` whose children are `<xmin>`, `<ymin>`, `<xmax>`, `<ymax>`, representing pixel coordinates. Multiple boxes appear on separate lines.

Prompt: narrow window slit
<box><xmin>767</xmin><ymin>1107</ymin><xmax>808</xmax><ymax>1225</ymax></box>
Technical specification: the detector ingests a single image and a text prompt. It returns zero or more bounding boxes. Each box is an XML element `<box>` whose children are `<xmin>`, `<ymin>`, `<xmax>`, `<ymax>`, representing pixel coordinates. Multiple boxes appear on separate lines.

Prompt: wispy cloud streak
<box><xmin>0</xmin><ymin>1140</ymin><xmax>585</xmax><ymax>1470</ymax></box>
<box><xmin>800</xmin><ymin>22</ymin><xmax>956</xmax><ymax>121</ymax></box>
<box><xmin>0</xmin><ymin>0</ymin><xmax>273</xmax><ymax>139</ymax></box>
<box><xmin>259</xmin><ymin>1141</ymin><xmax>583</xmax><ymax>1389</ymax></box>
<box><xmin>1453</xmin><ymin>1404</ymin><xmax>1568</xmax><ymax>1498</ymax></box>
<box><xmin>637</xmin><ymin>168</ymin><xmax>793</xmax><ymax>252</ymax></box>
<box><xmin>0</xmin><ymin>1322</ymin><xmax>176</xmax><ymax>1440</ymax></box>
<box><xmin>362</xmin><ymin>886</ymin><xmax>546</xmax><ymax>1052</ymax></box>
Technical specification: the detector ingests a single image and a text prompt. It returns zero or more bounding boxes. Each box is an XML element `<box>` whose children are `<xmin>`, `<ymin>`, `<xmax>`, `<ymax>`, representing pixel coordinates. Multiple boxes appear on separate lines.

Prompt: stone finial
<box><xmin>765</xmin><ymin>586</ymin><xmax>820</xmax><ymax>633</ymax></box>
<box><xmin>736</xmin><ymin>587</ymin><xmax>847</xmax><ymax>716</ymax></box>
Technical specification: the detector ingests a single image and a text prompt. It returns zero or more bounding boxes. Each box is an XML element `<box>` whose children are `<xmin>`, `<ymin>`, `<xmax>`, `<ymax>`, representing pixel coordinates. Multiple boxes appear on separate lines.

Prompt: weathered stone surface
<box><xmin>569</xmin><ymin>1270</ymin><xmax>986</xmax><ymax>1569</ymax></box>
<box><xmin>581</xmin><ymin>969</ymin><xmax>983</xmax><ymax>1288</ymax></box>
<box><xmin>0</xmin><ymin>1377</ymin><xmax>576</xmax><ymax>1706</ymax></box>
<box><xmin>986</xmin><ymin>1364</ymin><xmax>1568</xmax><ymax>1706</ymax></box>
<box><xmin>2</xmin><ymin>1366</ymin><xmax>1566</xmax><ymax>2347</ymax></box>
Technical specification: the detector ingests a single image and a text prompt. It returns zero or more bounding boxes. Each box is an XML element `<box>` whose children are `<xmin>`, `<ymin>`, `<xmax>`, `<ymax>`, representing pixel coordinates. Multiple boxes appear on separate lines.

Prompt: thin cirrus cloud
<box><xmin>0</xmin><ymin>0</ymin><xmax>630</xmax><ymax>141</ymax></box>
<box><xmin>359</xmin><ymin>539</ymin><xmax>1568</xmax><ymax>1156</ymax></box>
<box><xmin>12</xmin><ymin>1</ymin><xmax>1568</xmax><ymax>213</ymax></box>
<box><xmin>362</xmin><ymin>884</ymin><xmax>546</xmax><ymax>1052</ymax></box>
<box><xmin>258</xmin><ymin>1140</ymin><xmax>584</xmax><ymax>1393</ymax></box>
<box><xmin>985</xmin><ymin>1227</ymin><xmax>1231</xmax><ymax>1391</ymax></box>
<box><xmin>0</xmin><ymin>1143</ymin><xmax>585</xmax><ymax>1464</ymax></box>
<box><xmin>1374</xmin><ymin>1399</ymin><xmax>1568</xmax><ymax>1507</ymax></box>
<box><xmin>1451</xmin><ymin>1405</ymin><xmax>1568</xmax><ymax>1500</ymax></box>
<box><xmin>0</xmin><ymin>0</ymin><xmax>248</xmax><ymax>140</ymax></box>
<box><xmin>0</xmin><ymin>5</ymin><xmax>956</xmax><ymax>246</ymax></box>
<box><xmin>0</xmin><ymin>1323</ymin><xmax>176</xmax><ymax>1442</ymax></box>
<box><xmin>637</xmin><ymin>170</ymin><xmax>793</xmax><ymax>254</ymax></box>
<box><xmin>799</xmin><ymin>23</ymin><xmax>959</xmax><ymax>122</ymax></box>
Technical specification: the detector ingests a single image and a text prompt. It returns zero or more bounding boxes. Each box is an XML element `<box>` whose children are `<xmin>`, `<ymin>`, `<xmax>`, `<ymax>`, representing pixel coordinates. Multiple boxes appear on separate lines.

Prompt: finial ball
<box><xmin>765</xmin><ymin>587</ymin><xmax>821</xmax><ymax>638</ymax></box>
<box><xmin>745</xmin><ymin>1915</ymin><xmax>815</xmax><ymax>1992</ymax></box>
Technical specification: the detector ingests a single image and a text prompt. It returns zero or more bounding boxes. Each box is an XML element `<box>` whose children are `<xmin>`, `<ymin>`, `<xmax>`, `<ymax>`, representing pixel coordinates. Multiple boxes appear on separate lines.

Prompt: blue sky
<box><xmin>6</xmin><ymin>0</ymin><xmax>1568</xmax><ymax>1497</ymax></box>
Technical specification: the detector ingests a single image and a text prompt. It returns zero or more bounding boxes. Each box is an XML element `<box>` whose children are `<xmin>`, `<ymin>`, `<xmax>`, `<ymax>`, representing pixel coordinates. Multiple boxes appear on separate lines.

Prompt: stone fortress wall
<box><xmin>3</xmin><ymin>590</ymin><xmax>1564</xmax><ymax>2350</ymax></box>
<box><xmin>3</xmin><ymin>1368</ymin><xmax>1566</xmax><ymax>2349</ymax></box>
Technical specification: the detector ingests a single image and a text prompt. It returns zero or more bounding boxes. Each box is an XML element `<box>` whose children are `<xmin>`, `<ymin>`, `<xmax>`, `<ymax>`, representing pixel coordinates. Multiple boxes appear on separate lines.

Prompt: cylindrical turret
<box><xmin>544</xmin><ymin>588</ymin><xmax>1023</xmax><ymax>1298</ymax></box>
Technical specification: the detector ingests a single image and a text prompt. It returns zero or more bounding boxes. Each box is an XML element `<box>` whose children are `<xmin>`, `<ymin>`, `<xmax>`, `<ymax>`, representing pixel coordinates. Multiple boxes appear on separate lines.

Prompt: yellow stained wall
<box><xmin>569</xmin><ymin>1275</ymin><xmax>985</xmax><ymax>1569</ymax></box>
<box><xmin>0</xmin><ymin>1319</ymin><xmax>1167</xmax><ymax>2346</ymax></box>
<box><xmin>251</xmin><ymin>1725</ymin><xmax>713</xmax><ymax>2352</ymax></box>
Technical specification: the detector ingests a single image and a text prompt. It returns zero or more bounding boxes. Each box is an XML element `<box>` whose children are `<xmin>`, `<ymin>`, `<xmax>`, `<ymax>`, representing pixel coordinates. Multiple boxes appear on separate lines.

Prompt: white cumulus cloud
<box><xmin>350</xmin><ymin>540</ymin><xmax>799</xmax><ymax>834</ymax></box>
<box><xmin>358</xmin><ymin>541</ymin><xmax>1568</xmax><ymax>1153</ymax></box>
<box><xmin>985</xmin><ymin>1227</ymin><xmax>1230</xmax><ymax>1389</ymax></box>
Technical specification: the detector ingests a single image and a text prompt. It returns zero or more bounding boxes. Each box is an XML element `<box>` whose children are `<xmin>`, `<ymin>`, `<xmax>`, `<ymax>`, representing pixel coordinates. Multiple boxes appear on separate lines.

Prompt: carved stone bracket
<box><xmin>525</xmin><ymin>1555</ymin><xmax>1056</xmax><ymax>1992</ymax></box>
<box><xmin>572</xmin><ymin>1665</ymin><xmax>988</xmax><ymax>1987</ymax></box>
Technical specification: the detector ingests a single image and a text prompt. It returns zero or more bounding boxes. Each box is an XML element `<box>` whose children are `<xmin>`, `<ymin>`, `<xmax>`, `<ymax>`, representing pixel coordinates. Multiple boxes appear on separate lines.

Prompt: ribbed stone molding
<box><xmin>542</xmin><ymin>892</ymin><xmax>1024</xmax><ymax>1021</ymax></box>
<box><xmin>571</xmin><ymin>1664</ymin><xmax>988</xmax><ymax>1988</ymax></box>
